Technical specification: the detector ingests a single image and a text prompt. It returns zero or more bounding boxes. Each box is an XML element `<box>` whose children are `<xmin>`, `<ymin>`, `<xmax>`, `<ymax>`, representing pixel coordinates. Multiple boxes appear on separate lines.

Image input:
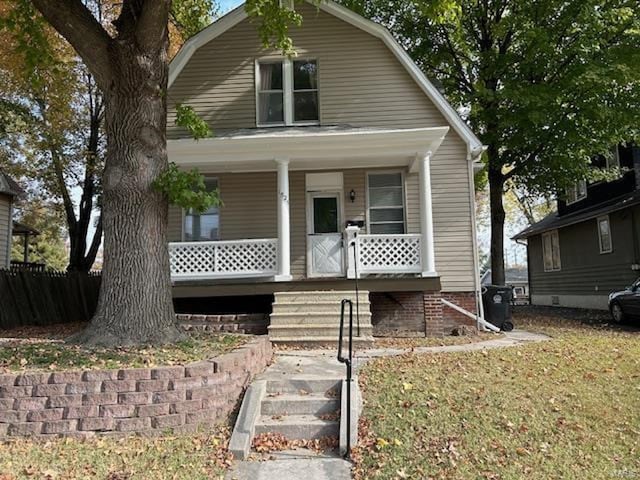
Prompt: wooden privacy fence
<box><xmin>0</xmin><ymin>270</ymin><xmax>101</xmax><ymax>329</ymax></box>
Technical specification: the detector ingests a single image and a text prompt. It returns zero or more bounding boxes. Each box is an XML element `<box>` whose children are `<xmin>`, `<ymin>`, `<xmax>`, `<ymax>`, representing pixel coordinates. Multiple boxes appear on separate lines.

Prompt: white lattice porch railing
<box><xmin>169</xmin><ymin>239</ymin><xmax>278</xmax><ymax>281</ymax></box>
<box><xmin>356</xmin><ymin>234</ymin><xmax>422</xmax><ymax>275</ymax></box>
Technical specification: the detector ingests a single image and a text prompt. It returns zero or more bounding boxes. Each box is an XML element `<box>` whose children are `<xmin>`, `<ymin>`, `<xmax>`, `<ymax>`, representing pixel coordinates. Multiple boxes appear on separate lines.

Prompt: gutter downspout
<box><xmin>441</xmin><ymin>298</ymin><xmax>500</xmax><ymax>332</ymax></box>
<box><xmin>467</xmin><ymin>147</ymin><xmax>487</xmax><ymax>330</ymax></box>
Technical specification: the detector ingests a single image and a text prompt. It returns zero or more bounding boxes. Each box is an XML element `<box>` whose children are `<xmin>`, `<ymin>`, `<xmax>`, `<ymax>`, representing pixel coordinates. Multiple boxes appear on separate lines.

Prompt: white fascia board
<box><xmin>168</xmin><ymin>0</ymin><xmax>484</xmax><ymax>154</ymax></box>
<box><xmin>168</xmin><ymin>126</ymin><xmax>449</xmax><ymax>170</ymax></box>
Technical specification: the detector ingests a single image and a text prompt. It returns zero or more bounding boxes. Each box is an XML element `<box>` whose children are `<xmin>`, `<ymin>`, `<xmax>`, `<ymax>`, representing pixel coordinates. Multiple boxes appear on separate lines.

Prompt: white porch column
<box><xmin>419</xmin><ymin>152</ymin><xmax>437</xmax><ymax>276</ymax></box>
<box><xmin>275</xmin><ymin>158</ymin><xmax>292</xmax><ymax>281</ymax></box>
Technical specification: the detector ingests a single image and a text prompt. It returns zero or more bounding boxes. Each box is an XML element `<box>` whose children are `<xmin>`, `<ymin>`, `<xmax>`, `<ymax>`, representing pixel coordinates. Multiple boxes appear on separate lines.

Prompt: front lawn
<box><xmin>0</xmin><ymin>427</ymin><xmax>232</xmax><ymax>480</ymax></box>
<box><xmin>0</xmin><ymin>325</ymin><xmax>246</xmax><ymax>372</ymax></box>
<box><xmin>354</xmin><ymin>310</ymin><xmax>640</xmax><ymax>479</ymax></box>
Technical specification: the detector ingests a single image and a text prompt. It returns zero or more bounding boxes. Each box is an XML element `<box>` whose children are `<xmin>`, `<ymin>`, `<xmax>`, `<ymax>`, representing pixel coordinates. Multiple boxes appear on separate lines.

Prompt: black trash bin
<box><xmin>482</xmin><ymin>285</ymin><xmax>514</xmax><ymax>331</ymax></box>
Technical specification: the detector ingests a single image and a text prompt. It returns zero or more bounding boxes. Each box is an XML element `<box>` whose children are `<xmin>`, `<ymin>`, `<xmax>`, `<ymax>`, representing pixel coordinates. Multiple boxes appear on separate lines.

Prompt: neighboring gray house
<box><xmin>514</xmin><ymin>144</ymin><xmax>640</xmax><ymax>310</ymax></box>
<box><xmin>0</xmin><ymin>170</ymin><xmax>22</xmax><ymax>269</ymax></box>
<box><xmin>481</xmin><ymin>267</ymin><xmax>529</xmax><ymax>303</ymax></box>
<box><xmin>165</xmin><ymin>0</ymin><xmax>486</xmax><ymax>341</ymax></box>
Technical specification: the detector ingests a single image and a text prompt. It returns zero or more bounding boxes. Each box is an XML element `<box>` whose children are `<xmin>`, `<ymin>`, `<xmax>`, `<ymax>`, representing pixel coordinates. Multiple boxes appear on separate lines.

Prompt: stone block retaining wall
<box><xmin>0</xmin><ymin>336</ymin><xmax>272</xmax><ymax>439</ymax></box>
<box><xmin>177</xmin><ymin>314</ymin><xmax>268</xmax><ymax>335</ymax></box>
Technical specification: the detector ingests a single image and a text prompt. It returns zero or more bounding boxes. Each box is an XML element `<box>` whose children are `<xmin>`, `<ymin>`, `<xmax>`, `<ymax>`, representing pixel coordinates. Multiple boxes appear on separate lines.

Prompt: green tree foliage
<box><xmin>11</xmin><ymin>198</ymin><xmax>69</xmax><ymax>271</ymax></box>
<box><xmin>154</xmin><ymin>163</ymin><xmax>221</xmax><ymax>213</ymax></box>
<box><xmin>340</xmin><ymin>0</ymin><xmax>640</xmax><ymax>283</ymax></box>
<box><xmin>171</xmin><ymin>0</ymin><xmax>217</xmax><ymax>39</ymax></box>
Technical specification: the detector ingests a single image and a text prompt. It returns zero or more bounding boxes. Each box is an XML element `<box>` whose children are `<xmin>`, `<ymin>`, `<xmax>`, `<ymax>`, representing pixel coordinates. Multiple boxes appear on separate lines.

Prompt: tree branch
<box><xmin>30</xmin><ymin>0</ymin><xmax>113</xmax><ymax>89</ymax></box>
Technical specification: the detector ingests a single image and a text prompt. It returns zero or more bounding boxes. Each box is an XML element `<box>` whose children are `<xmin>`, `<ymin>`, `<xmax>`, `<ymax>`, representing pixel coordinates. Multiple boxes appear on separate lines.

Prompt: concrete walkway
<box><xmin>225</xmin><ymin>330</ymin><xmax>550</xmax><ymax>480</ymax></box>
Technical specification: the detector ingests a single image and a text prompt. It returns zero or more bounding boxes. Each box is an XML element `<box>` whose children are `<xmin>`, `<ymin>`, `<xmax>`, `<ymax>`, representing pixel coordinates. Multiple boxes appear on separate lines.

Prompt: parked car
<box><xmin>608</xmin><ymin>278</ymin><xmax>640</xmax><ymax>323</ymax></box>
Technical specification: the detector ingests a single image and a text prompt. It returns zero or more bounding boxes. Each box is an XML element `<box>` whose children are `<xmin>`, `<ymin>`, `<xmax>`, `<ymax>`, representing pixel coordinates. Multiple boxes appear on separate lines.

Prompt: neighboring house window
<box><xmin>367</xmin><ymin>172</ymin><xmax>406</xmax><ymax>234</ymax></box>
<box><xmin>184</xmin><ymin>178</ymin><xmax>219</xmax><ymax>241</ymax></box>
<box><xmin>256</xmin><ymin>59</ymin><xmax>319</xmax><ymax>126</ymax></box>
<box><xmin>597</xmin><ymin>215</ymin><xmax>613</xmax><ymax>254</ymax></box>
<box><xmin>542</xmin><ymin>230</ymin><xmax>561</xmax><ymax>272</ymax></box>
<box><xmin>566</xmin><ymin>180</ymin><xmax>587</xmax><ymax>205</ymax></box>
<box><xmin>607</xmin><ymin>146</ymin><xmax>620</xmax><ymax>169</ymax></box>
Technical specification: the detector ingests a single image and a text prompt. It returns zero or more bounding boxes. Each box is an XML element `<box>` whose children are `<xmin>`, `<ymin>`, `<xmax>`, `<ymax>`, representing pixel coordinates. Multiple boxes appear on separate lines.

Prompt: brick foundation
<box><xmin>0</xmin><ymin>337</ymin><xmax>272</xmax><ymax>439</ymax></box>
<box><xmin>441</xmin><ymin>292</ymin><xmax>478</xmax><ymax>333</ymax></box>
<box><xmin>370</xmin><ymin>292</ymin><xmax>426</xmax><ymax>337</ymax></box>
<box><xmin>371</xmin><ymin>290</ymin><xmax>478</xmax><ymax>337</ymax></box>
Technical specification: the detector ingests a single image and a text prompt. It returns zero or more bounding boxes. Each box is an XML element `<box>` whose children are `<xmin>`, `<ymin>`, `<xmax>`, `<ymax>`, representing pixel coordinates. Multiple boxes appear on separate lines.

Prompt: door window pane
<box><xmin>313</xmin><ymin>197</ymin><xmax>338</xmax><ymax>234</ymax></box>
<box><xmin>184</xmin><ymin>178</ymin><xmax>219</xmax><ymax>241</ymax></box>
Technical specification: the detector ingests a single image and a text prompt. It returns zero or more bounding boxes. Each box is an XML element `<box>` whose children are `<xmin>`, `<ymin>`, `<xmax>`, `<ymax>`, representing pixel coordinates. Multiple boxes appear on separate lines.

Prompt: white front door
<box><xmin>307</xmin><ymin>192</ymin><xmax>345</xmax><ymax>278</ymax></box>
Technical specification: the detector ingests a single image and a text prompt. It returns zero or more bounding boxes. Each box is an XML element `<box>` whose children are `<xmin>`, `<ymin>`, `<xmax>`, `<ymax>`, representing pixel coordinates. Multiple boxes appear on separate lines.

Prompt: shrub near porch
<box><xmin>353</xmin><ymin>315</ymin><xmax>640</xmax><ymax>479</ymax></box>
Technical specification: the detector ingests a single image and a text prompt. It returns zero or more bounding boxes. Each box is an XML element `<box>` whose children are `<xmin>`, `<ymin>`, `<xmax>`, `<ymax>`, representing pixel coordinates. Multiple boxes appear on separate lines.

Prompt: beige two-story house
<box><xmin>166</xmin><ymin>0</ymin><xmax>485</xmax><ymax>342</ymax></box>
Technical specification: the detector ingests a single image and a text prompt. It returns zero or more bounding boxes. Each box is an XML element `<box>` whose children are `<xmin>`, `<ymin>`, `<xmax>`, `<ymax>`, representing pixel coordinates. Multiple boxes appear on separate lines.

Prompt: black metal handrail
<box><xmin>337</xmin><ymin>298</ymin><xmax>354</xmax><ymax>459</ymax></box>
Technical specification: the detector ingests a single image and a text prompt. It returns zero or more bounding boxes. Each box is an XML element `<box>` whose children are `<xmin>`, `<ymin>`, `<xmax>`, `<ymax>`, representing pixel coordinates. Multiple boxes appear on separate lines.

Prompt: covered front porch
<box><xmin>168</xmin><ymin>126</ymin><xmax>448</xmax><ymax>283</ymax></box>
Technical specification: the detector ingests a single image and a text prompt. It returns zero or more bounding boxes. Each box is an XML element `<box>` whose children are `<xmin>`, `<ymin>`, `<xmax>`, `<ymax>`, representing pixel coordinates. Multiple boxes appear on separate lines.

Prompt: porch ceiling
<box><xmin>168</xmin><ymin>125</ymin><xmax>449</xmax><ymax>172</ymax></box>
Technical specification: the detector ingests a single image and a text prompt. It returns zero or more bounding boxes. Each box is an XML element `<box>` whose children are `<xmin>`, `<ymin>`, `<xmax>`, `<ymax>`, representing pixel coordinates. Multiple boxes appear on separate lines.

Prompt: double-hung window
<box><xmin>566</xmin><ymin>180</ymin><xmax>587</xmax><ymax>205</ymax></box>
<box><xmin>542</xmin><ymin>230</ymin><xmax>561</xmax><ymax>272</ymax></box>
<box><xmin>257</xmin><ymin>59</ymin><xmax>319</xmax><ymax>126</ymax></box>
<box><xmin>183</xmin><ymin>178</ymin><xmax>220</xmax><ymax>241</ymax></box>
<box><xmin>367</xmin><ymin>172</ymin><xmax>406</xmax><ymax>234</ymax></box>
<box><xmin>597</xmin><ymin>216</ymin><xmax>613</xmax><ymax>254</ymax></box>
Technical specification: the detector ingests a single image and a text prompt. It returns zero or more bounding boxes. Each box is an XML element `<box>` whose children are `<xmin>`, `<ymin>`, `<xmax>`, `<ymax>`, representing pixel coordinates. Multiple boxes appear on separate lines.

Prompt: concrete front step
<box><xmin>266</xmin><ymin>378</ymin><xmax>341</xmax><ymax>395</ymax></box>
<box><xmin>270</xmin><ymin>336</ymin><xmax>375</xmax><ymax>347</ymax></box>
<box><xmin>272</xmin><ymin>301</ymin><xmax>371</xmax><ymax>314</ymax></box>
<box><xmin>261</xmin><ymin>393</ymin><xmax>340</xmax><ymax>416</ymax></box>
<box><xmin>274</xmin><ymin>291</ymin><xmax>370</xmax><ymax>304</ymax></box>
<box><xmin>269</xmin><ymin>324</ymin><xmax>374</xmax><ymax>339</ymax></box>
<box><xmin>270</xmin><ymin>312</ymin><xmax>372</xmax><ymax>325</ymax></box>
<box><xmin>255</xmin><ymin>414</ymin><xmax>339</xmax><ymax>440</ymax></box>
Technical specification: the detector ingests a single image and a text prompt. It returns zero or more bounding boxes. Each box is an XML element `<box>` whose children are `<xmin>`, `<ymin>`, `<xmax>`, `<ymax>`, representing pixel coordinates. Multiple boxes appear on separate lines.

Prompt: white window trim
<box><xmin>597</xmin><ymin>215</ymin><xmax>613</xmax><ymax>254</ymax></box>
<box><xmin>542</xmin><ymin>230</ymin><xmax>561</xmax><ymax>272</ymax></box>
<box><xmin>365</xmin><ymin>170</ymin><xmax>408</xmax><ymax>234</ymax></box>
<box><xmin>181</xmin><ymin>176</ymin><xmax>220</xmax><ymax>242</ymax></box>
<box><xmin>255</xmin><ymin>57</ymin><xmax>320</xmax><ymax>128</ymax></box>
<box><xmin>566</xmin><ymin>179</ymin><xmax>587</xmax><ymax>205</ymax></box>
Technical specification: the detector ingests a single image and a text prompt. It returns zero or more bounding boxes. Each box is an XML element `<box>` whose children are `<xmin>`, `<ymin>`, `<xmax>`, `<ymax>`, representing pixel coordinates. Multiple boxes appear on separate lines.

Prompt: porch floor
<box><xmin>172</xmin><ymin>276</ymin><xmax>441</xmax><ymax>298</ymax></box>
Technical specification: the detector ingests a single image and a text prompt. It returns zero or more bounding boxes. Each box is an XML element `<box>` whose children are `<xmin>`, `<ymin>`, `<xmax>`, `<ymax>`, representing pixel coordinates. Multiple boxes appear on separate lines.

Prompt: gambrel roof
<box><xmin>169</xmin><ymin>0</ymin><xmax>484</xmax><ymax>157</ymax></box>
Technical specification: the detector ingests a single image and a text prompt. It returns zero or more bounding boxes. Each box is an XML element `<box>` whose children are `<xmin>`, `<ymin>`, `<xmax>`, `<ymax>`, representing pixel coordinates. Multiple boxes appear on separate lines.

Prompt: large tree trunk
<box><xmin>73</xmin><ymin>23</ymin><xmax>182</xmax><ymax>346</ymax></box>
<box><xmin>488</xmin><ymin>153</ymin><xmax>506</xmax><ymax>286</ymax></box>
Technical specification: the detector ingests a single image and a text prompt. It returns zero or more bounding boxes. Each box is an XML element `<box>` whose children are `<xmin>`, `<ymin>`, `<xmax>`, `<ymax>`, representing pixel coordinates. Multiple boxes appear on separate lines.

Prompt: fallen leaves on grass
<box><xmin>0</xmin><ymin>333</ymin><xmax>246</xmax><ymax>373</ymax></box>
<box><xmin>353</xmin><ymin>312</ymin><xmax>640</xmax><ymax>480</ymax></box>
<box><xmin>0</xmin><ymin>428</ymin><xmax>233</xmax><ymax>480</ymax></box>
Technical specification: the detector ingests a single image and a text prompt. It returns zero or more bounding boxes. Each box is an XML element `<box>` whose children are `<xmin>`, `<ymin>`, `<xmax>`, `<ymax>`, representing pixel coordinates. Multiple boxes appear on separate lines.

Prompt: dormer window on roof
<box><xmin>256</xmin><ymin>59</ymin><xmax>319</xmax><ymax>127</ymax></box>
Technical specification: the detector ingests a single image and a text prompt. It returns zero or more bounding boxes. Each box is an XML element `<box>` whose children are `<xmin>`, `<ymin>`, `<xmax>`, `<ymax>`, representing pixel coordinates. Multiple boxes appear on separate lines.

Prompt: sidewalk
<box><xmin>225</xmin><ymin>330</ymin><xmax>551</xmax><ymax>480</ymax></box>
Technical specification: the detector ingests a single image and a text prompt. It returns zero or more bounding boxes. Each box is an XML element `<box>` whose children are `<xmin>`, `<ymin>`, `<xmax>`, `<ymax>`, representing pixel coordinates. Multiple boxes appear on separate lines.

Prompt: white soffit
<box><xmin>168</xmin><ymin>0</ymin><xmax>483</xmax><ymax>154</ymax></box>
